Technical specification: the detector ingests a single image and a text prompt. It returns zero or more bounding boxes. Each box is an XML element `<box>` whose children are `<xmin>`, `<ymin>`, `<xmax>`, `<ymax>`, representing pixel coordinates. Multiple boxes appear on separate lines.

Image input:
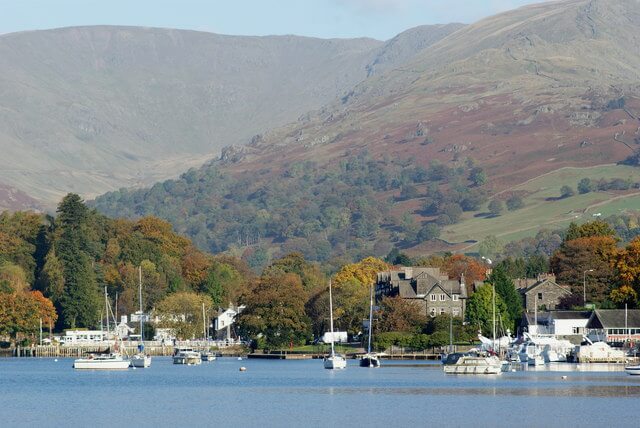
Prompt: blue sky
<box><xmin>1</xmin><ymin>0</ymin><xmax>547</xmax><ymax>40</ymax></box>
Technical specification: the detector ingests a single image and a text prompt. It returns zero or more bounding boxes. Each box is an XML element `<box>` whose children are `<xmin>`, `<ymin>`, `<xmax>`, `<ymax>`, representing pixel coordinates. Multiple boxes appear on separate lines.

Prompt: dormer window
<box><xmin>452</xmin><ymin>295</ymin><xmax>459</xmax><ymax>301</ymax></box>
<box><xmin>439</xmin><ymin>294</ymin><xmax>446</xmax><ymax>301</ymax></box>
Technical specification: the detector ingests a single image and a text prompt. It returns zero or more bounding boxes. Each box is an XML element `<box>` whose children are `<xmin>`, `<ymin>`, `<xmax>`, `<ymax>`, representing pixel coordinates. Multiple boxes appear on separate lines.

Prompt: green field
<box><xmin>441</xmin><ymin>164</ymin><xmax>640</xmax><ymax>247</ymax></box>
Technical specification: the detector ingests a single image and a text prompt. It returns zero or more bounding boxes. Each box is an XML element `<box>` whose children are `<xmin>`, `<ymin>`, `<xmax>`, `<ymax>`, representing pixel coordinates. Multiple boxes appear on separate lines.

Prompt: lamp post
<box><xmin>583</xmin><ymin>269</ymin><xmax>594</xmax><ymax>306</ymax></box>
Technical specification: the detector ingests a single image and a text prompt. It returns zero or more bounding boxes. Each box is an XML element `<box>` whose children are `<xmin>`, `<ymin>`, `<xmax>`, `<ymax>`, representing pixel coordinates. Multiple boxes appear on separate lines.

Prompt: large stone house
<box><xmin>376</xmin><ymin>267</ymin><xmax>467</xmax><ymax>318</ymax></box>
<box><xmin>516</xmin><ymin>274</ymin><xmax>571</xmax><ymax>312</ymax></box>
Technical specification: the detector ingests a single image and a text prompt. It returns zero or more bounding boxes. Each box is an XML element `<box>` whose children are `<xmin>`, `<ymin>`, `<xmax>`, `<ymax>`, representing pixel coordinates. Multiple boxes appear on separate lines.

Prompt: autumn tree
<box><xmin>442</xmin><ymin>254</ymin><xmax>487</xmax><ymax>295</ymax></box>
<box><xmin>551</xmin><ymin>235</ymin><xmax>617</xmax><ymax>303</ymax></box>
<box><xmin>377</xmin><ymin>296</ymin><xmax>426</xmax><ymax>333</ymax></box>
<box><xmin>332</xmin><ymin>257</ymin><xmax>390</xmax><ymax>334</ymax></box>
<box><xmin>155</xmin><ymin>291</ymin><xmax>213</xmax><ymax>340</ymax></box>
<box><xmin>238</xmin><ymin>270</ymin><xmax>309</xmax><ymax>348</ymax></box>
<box><xmin>609</xmin><ymin>285</ymin><xmax>638</xmax><ymax>308</ymax></box>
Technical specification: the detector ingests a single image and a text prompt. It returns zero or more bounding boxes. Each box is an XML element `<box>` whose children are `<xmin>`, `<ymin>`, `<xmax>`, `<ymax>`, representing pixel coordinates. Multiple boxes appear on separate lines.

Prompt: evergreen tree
<box><xmin>488</xmin><ymin>266</ymin><xmax>523</xmax><ymax>332</ymax></box>
<box><xmin>56</xmin><ymin>194</ymin><xmax>101</xmax><ymax>328</ymax></box>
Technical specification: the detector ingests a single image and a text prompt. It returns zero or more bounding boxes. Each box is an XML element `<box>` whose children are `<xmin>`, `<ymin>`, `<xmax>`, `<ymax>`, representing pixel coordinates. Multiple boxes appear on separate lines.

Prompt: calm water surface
<box><xmin>1</xmin><ymin>357</ymin><xmax>639</xmax><ymax>427</ymax></box>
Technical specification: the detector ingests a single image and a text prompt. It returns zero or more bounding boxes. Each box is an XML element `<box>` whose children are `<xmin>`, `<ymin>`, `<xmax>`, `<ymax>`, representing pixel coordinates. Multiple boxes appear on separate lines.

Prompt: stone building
<box><xmin>376</xmin><ymin>267</ymin><xmax>467</xmax><ymax>318</ymax></box>
<box><xmin>517</xmin><ymin>274</ymin><xmax>571</xmax><ymax>312</ymax></box>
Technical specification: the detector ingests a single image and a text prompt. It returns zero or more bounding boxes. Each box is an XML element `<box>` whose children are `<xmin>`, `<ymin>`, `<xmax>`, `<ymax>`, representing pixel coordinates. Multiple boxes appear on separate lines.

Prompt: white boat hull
<box><xmin>625</xmin><ymin>365</ymin><xmax>640</xmax><ymax>375</ymax></box>
<box><xmin>324</xmin><ymin>355</ymin><xmax>347</xmax><ymax>369</ymax></box>
<box><xmin>173</xmin><ymin>353</ymin><xmax>202</xmax><ymax>365</ymax></box>
<box><xmin>130</xmin><ymin>355</ymin><xmax>152</xmax><ymax>368</ymax></box>
<box><xmin>74</xmin><ymin>358</ymin><xmax>130</xmax><ymax>370</ymax></box>
<box><xmin>443</xmin><ymin>356</ymin><xmax>503</xmax><ymax>375</ymax></box>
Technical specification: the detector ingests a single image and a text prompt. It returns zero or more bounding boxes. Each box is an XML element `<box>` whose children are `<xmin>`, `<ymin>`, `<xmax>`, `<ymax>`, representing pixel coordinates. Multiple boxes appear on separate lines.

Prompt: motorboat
<box><xmin>74</xmin><ymin>353</ymin><xmax>130</xmax><ymax>370</ymax></box>
<box><xmin>173</xmin><ymin>347</ymin><xmax>202</xmax><ymax>365</ymax></box>
<box><xmin>201</xmin><ymin>351</ymin><xmax>217</xmax><ymax>362</ymax></box>
<box><xmin>359</xmin><ymin>353</ymin><xmax>380</xmax><ymax>368</ymax></box>
<box><xmin>443</xmin><ymin>354</ymin><xmax>503</xmax><ymax>375</ymax></box>
<box><xmin>575</xmin><ymin>340</ymin><xmax>626</xmax><ymax>363</ymax></box>
<box><xmin>624</xmin><ymin>365</ymin><xmax>640</xmax><ymax>375</ymax></box>
<box><xmin>527</xmin><ymin>354</ymin><xmax>545</xmax><ymax>366</ymax></box>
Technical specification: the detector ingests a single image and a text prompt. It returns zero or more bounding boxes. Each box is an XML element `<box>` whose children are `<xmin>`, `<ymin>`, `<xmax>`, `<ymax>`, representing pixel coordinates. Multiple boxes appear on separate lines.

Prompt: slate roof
<box><xmin>520</xmin><ymin>278</ymin><xmax>571</xmax><ymax>295</ymax></box>
<box><xmin>587</xmin><ymin>309</ymin><xmax>640</xmax><ymax>329</ymax></box>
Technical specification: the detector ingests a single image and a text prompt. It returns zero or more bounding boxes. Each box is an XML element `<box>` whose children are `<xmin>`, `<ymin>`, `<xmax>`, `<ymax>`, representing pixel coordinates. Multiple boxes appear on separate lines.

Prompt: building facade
<box><xmin>376</xmin><ymin>267</ymin><xmax>466</xmax><ymax>318</ymax></box>
<box><xmin>586</xmin><ymin>309</ymin><xmax>640</xmax><ymax>345</ymax></box>
<box><xmin>518</xmin><ymin>275</ymin><xmax>571</xmax><ymax>312</ymax></box>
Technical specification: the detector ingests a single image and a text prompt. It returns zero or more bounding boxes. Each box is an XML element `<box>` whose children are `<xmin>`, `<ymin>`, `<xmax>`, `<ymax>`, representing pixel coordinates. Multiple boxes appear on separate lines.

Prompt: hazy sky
<box><xmin>1</xmin><ymin>0</ymin><xmax>547</xmax><ymax>40</ymax></box>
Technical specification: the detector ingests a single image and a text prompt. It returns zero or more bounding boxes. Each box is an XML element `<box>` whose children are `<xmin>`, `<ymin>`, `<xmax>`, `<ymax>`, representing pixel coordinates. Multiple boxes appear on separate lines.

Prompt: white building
<box><xmin>214</xmin><ymin>305</ymin><xmax>245</xmax><ymax>340</ymax></box>
<box><xmin>62</xmin><ymin>330</ymin><xmax>105</xmax><ymax>344</ymax></box>
<box><xmin>522</xmin><ymin>311</ymin><xmax>591</xmax><ymax>336</ymax></box>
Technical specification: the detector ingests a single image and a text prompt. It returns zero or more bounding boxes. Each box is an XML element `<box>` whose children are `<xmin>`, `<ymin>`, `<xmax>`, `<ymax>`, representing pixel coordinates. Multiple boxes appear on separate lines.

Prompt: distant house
<box><xmin>376</xmin><ymin>267</ymin><xmax>467</xmax><ymax>318</ymax></box>
<box><xmin>585</xmin><ymin>309</ymin><xmax>640</xmax><ymax>345</ymax></box>
<box><xmin>213</xmin><ymin>305</ymin><xmax>246</xmax><ymax>341</ymax></box>
<box><xmin>521</xmin><ymin>310</ymin><xmax>591</xmax><ymax>338</ymax></box>
<box><xmin>517</xmin><ymin>274</ymin><xmax>571</xmax><ymax>312</ymax></box>
<box><xmin>115</xmin><ymin>315</ymin><xmax>135</xmax><ymax>340</ymax></box>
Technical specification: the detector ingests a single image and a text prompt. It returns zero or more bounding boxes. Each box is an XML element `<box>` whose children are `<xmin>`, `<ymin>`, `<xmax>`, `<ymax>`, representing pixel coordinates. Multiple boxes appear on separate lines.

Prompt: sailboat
<box><xmin>359</xmin><ymin>283</ymin><xmax>380</xmax><ymax>368</ymax></box>
<box><xmin>323</xmin><ymin>280</ymin><xmax>347</xmax><ymax>370</ymax></box>
<box><xmin>74</xmin><ymin>288</ymin><xmax>130</xmax><ymax>370</ymax></box>
<box><xmin>131</xmin><ymin>266</ymin><xmax>152</xmax><ymax>368</ymax></box>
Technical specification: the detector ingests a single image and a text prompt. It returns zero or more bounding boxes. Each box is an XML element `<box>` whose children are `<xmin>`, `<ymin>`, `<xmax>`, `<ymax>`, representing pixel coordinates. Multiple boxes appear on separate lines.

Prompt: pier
<box><xmin>8</xmin><ymin>340</ymin><xmax>247</xmax><ymax>358</ymax></box>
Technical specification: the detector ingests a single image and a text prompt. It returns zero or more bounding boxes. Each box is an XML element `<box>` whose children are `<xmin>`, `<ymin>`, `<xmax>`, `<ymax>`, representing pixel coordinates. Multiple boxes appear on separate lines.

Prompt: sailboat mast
<box><xmin>329</xmin><ymin>280</ymin><xmax>335</xmax><ymax>357</ymax></box>
<box><xmin>202</xmin><ymin>302</ymin><xmax>207</xmax><ymax>340</ymax></box>
<box><xmin>105</xmin><ymin>286</ymin><xmax>110</xmax><ymax>338</ymax></box>
<box><xmin>492</xmin><ymin>283</ymin><xmax>496</xmax><ymax>349</ymax></box>
<box><xmin>139</xmin><ymin>266</ymin><xmax>144</xmax><ymax>342</ymax></box>
<box><xmin>367</xmin><ymin>283</ymin><xmax>374</xmax><ymax>354</ymax></box>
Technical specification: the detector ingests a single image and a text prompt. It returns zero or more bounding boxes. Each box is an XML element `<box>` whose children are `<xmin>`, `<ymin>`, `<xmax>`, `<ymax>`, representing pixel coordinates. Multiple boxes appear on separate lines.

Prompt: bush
<box><xmin>488</xmin><ymin>200</ymin><xmax>503</xmax><ymax>216</ymax></box>
<box><xmin>506</xmin><ymin>195</ymin><xmax>524</xmax><ymax>211</ymax></box>
<box><xmin>578</xmin><ymin>178</ymin><xmax>593</xmax><ymax>194</ymax></box>
<box><xmin>560</xmin><ymin>185</ymin><xmax>575</xmax><ymax>199</ymax></box>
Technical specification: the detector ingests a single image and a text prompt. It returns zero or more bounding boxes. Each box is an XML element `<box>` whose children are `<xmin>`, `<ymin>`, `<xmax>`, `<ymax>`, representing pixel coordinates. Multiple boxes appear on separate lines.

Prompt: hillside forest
<box><xmin>4</xmin><ymin>193</ymin><xmax>640</xmax><ymax>349</ymax></box>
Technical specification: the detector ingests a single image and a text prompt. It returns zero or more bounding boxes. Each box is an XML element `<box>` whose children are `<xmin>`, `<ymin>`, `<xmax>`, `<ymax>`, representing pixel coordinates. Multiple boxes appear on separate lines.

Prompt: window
<box><xmin>429</xmin><ymin>308</ymin><xmax>436</xmax><ymax>317</ymax></box>
<box><xmin>430</xmin><ymin>294</ymin><xmax>436</xmax><ymax>301</ymax></box>
<box><xmin>440</xmin><ymin>308</ymin><xmax>446</xmax><ymax>315</ymax></box>
<box><xmin>453</xmin><ymin>308</ymin><xmax>460</xmax><ymax>317</ymax></box>
<box><xmin>452</xmin><ymin>295</ymin><xmax>459</xmax><ymax>301</ymax></box>
<box><xmin>537</xmin><ymin>293</ymin><xmax>543</xmax><ymax>300</ymax></box>
<box><xmin>440</xmin><ymin>294</ymin><xmax>446</xmax><ymax>301</ymax></box>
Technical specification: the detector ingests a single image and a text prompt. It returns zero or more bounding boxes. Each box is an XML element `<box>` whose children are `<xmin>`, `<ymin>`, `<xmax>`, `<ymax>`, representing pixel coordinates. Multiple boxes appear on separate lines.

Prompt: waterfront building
<box><xmin>585</xmin><ymin>309</ymin><xmax>640</xmax><ymax>345</ymax></box>
<box><xmin>213</xmin><ymin>305</ymin><xmax>246</xmax><ymax>341</ymax></box>
<box><xmin>61</xmin><ymin>330</ymin><xmax>106</xmax><ymax>344</ymax></box>
<box><xmin>521</xmin><ymin>310</ymin><xmax>591</xmax><ymax>339</ymax></box>
<box><xmin>376</xmin><ymin>267</ymin><xmax>466</xmax><ymax>318</ymax></box>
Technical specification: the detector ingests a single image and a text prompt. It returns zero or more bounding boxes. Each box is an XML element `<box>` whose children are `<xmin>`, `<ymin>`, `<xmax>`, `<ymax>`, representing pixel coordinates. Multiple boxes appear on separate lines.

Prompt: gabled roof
<box><xmin>587</xmin><ymin>309</ymin><xmax>640</xmax><ymax>329</ymax></box>
<box><xmin>521</xmin><ymin>278</ymin><xmax>571</xmax><ymax>295</ymax></box>
<box><xmin>550</xmin><ymin>311</ymin><xmax>591</xmax><ymax>320</ymax></box>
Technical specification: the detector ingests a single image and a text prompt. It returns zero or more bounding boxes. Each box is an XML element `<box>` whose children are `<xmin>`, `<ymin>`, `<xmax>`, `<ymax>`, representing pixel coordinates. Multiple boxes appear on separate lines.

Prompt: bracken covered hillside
<box><xmin>94</xmin><ymin>0</ymin><xmax>640</xmax><ymax>261</ymax></box>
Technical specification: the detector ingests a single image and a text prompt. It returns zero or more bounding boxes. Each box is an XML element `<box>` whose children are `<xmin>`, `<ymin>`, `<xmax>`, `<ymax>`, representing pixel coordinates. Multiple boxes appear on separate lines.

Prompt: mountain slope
<box><xmin>94</xmin><ymin>0</ymin><xmax>640</xmax><ymax>261</ymax></box>
<box><xmin>0</xmin><ymin>24</ymin><xmax>462</xmax><ymax>210</ymax></box>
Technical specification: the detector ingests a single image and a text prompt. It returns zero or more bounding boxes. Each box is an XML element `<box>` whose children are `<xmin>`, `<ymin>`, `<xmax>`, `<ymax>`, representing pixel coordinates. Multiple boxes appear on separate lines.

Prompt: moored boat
<box><xmin>359</xmin><ymin>283</ymin><xmax>380</xmax><ymax>368</ymax></box>
<box><xmin>173</xmin><ymin>347</ymin><xmax>202</xmax><ymax>365</ymax></box>
<box><xmin>201</xmin><ymin>351</ymin><xmax>217</xmax><ymax>362</ymax></box>
<box><xmin>443</xmin><ymin>354</ymin><xmax>503</xmax><ymax>375</ymax></box>
<box><xmin>323</xmin><ymin>280</ymin><xmax>347</xmax><ymax>370</ymax></box>
<box><xmin>74</xmin><ymin>353</ymin><xmax>130</xmax><ymax>370</ymax></box>
<box><xmin>130</xmin><ymin>353</ymin><xmax>152</xmax><ymax>368</ymax></box>
<box><xmin>624</xmin><ymin>365</ymin><xmax>640</xmax><ymax>375</ymax></box>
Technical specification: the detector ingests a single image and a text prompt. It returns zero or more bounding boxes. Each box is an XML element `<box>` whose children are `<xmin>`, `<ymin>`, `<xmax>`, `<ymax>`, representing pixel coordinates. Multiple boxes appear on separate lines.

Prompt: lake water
<box><xmin>1</xmin><ymin>357</ymin><xmax>639</xmax><ymax>427</ymax></box>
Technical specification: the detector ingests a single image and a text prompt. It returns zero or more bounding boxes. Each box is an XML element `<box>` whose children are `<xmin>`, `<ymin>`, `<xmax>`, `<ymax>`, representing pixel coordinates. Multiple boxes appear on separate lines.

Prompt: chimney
<box><xmin>404</xmin><ymin>267</ymin><xmax>413</xmax><ymax>279</ymax></box>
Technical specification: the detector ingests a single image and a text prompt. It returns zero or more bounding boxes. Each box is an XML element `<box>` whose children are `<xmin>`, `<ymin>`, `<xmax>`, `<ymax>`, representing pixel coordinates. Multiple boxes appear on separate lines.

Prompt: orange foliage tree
<box><xmin>550</xmin><ymin>235</ymin><xmax>618</xmax><ymax>303</ymax></box>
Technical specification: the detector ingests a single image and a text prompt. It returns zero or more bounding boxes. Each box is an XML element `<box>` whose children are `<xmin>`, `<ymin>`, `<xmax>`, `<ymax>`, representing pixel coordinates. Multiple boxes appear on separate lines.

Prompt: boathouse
<box><xmin>585</xmin><ymin>309</ymin><xmax>640</xmax><ymax>345</ymax></box>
